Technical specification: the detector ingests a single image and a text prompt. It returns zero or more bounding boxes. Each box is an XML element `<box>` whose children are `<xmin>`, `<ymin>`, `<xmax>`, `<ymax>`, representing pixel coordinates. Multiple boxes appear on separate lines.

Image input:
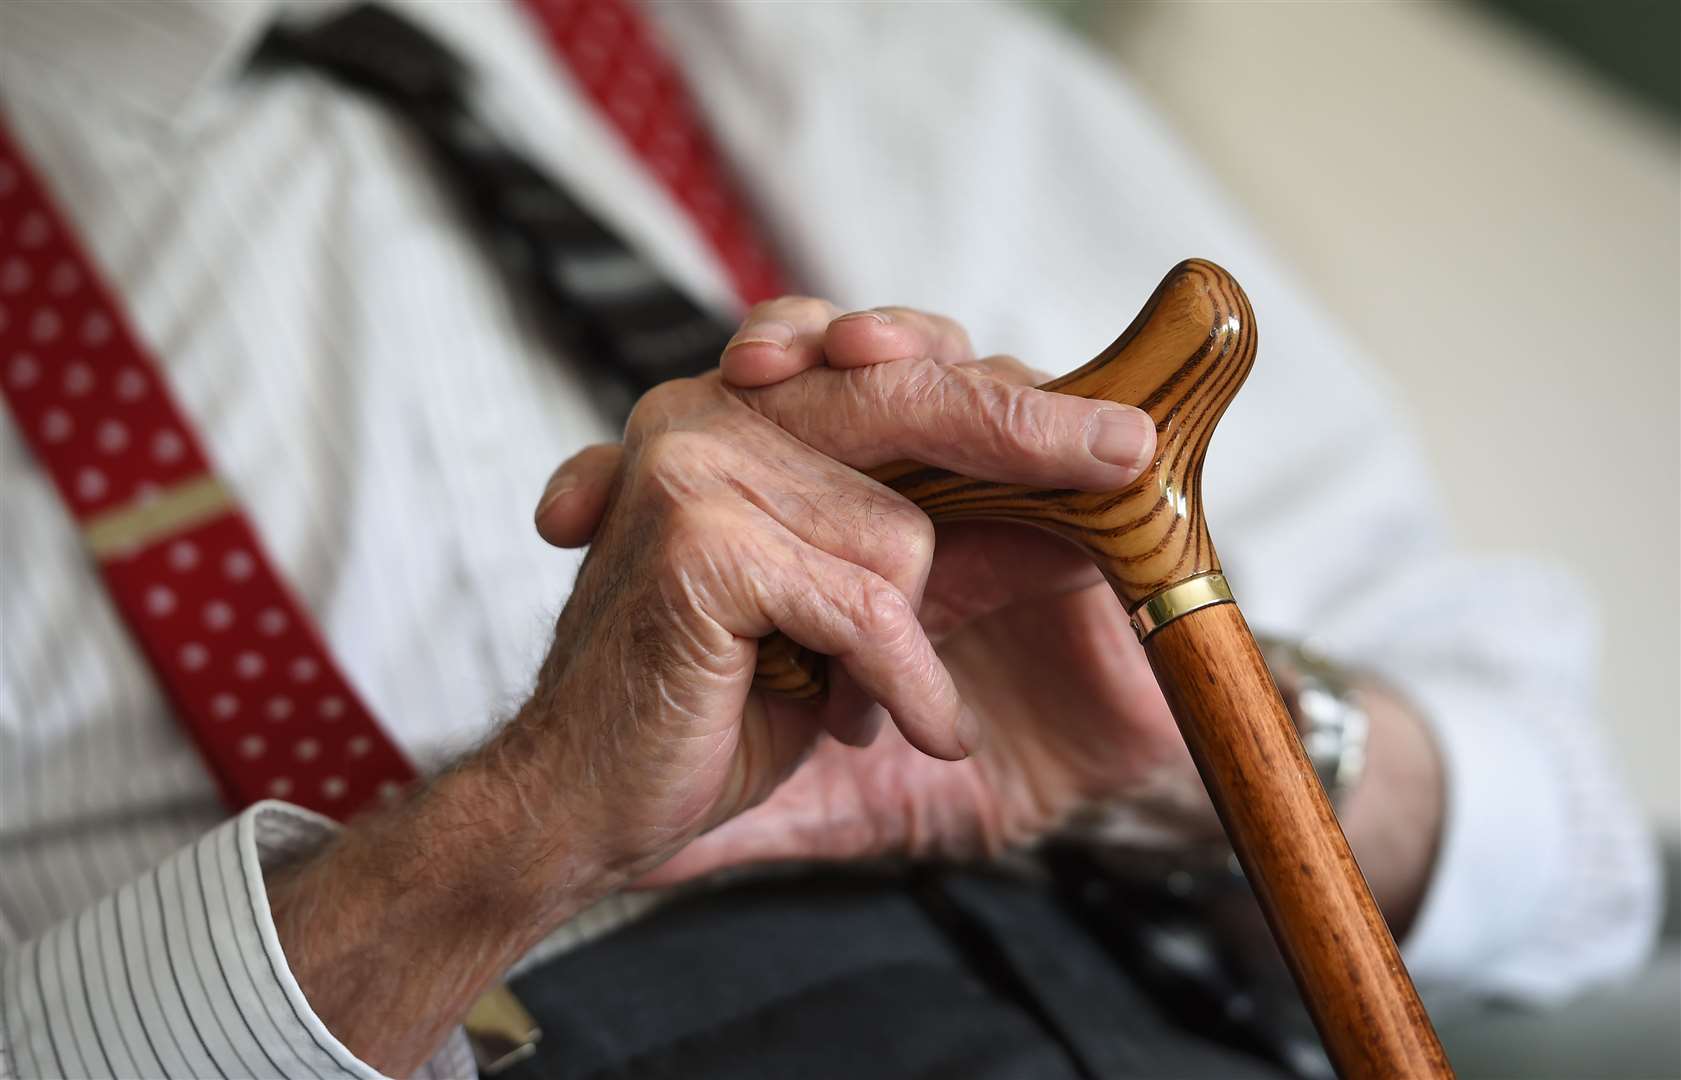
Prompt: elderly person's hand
<box><xmin>537</xmin><ymin>298</ymin><xmax>1212</xmax><ymax>888</ymax></box>
<box><xmin>526</xmin><ymin>297</ymin><xmax>1169</xmax><ymax>879</ymax></box>
<box><xmin>266</xmin><ymin>299</ymin><xmax>1165</xmax><ymax>1076</ymax></box>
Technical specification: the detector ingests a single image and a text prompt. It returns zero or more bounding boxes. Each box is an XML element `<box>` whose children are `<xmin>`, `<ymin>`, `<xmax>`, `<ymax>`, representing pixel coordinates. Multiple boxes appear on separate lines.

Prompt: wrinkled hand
<box><xmin>265</xmin><ymin>301</ymin><xmax>1187</xmax><ymax>1078</ymax></box>
<box><xmin>534</xmin><ymin>298</ymin><xmax>1213</xmax><ymax>888</ymax></box>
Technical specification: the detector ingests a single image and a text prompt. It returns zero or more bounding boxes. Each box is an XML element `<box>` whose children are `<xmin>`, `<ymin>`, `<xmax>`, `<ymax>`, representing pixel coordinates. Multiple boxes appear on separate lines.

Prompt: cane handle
<box><xmin>754</xmin><ymin>257</ymin><xmax>1247</xmax><ymax>698</ymax></box>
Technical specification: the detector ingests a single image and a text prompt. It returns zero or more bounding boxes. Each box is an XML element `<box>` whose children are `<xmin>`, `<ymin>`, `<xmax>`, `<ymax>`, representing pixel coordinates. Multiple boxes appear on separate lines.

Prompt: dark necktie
<box><xmin>254</xmin><ymin>3</ymin><xmax>751</xmax><ymax>417</ymax></box>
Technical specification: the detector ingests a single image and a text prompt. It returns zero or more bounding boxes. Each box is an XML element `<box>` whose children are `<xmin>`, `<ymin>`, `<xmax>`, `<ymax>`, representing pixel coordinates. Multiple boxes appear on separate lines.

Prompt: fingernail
<box><xmin>728</xmin><ymin>320</ymin><xmax>796</xmax><ymax>350</ymax></box>
<box><xmin>832</xmin><ymin>309</ymin><xmax>890</xmax><ymax>325</ymax></box>
<box><xmin>534</xmin><ymin>476</ymin><xmax>578</xmax><ymax>522</ymax></box>
<box><xmin>1088</xmin><ymin>408</ymin><xmax>1157</xmax><ymax>473</ymax></box>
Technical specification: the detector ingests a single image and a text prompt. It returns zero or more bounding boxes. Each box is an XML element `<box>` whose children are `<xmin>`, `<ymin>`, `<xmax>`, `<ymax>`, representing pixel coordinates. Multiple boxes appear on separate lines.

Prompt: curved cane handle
<box><xmin>754</xmin><ymin>257</ymin><xmax>1252</xmax><ymax>698</ymax></box>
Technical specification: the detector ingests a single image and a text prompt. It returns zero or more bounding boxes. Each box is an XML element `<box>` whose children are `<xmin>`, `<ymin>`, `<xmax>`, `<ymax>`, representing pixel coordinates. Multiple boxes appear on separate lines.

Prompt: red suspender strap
<box><xmin>0</xmin><ymin>130</ymin><xmax>417</xmax><ymax>821</ymax></box>
<box><xmin>1</xmin><ymin>1</ymin><xmax>782</xmax><ymax>825</ymax></box>
<box><xmin>516</xmin><ymin>0</ymin><xmax>789</xmax><ymax>305</ymax></box>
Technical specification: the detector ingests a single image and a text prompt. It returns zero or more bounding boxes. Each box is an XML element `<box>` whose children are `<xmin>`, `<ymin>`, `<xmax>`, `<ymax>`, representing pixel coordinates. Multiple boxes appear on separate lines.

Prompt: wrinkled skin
<box><xmin>527</xmin><ymin>298</ymin><xmax>1210</xmax><ymax>888</ymax></box>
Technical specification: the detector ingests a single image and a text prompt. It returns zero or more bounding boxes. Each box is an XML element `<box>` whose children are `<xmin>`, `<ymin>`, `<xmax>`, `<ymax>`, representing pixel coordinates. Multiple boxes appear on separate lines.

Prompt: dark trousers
<box><xmin>502</xmin><ymin>867</ymin><xmax>1295</xmax><ymax>1080</ymax></box>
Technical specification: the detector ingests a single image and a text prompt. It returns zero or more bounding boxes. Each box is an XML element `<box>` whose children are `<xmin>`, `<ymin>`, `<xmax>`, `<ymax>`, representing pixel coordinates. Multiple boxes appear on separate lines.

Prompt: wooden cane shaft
<box><xmin>1146</xmin><ymin>601</ymin><xmax>1451</xmax><ymax>1080</ymax></box>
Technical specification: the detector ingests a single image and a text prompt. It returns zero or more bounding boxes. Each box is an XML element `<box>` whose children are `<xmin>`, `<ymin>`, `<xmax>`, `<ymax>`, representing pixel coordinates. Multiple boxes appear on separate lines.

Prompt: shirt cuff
<box><xmin>0</xmin><ymin>801</ymin><xmax>477</xmax><ymax>1079</ymax></box>
<box><xmin>1380</xmin><ymin>672</ymin><xmax>1570</xmax><ymax>992</ymax></box>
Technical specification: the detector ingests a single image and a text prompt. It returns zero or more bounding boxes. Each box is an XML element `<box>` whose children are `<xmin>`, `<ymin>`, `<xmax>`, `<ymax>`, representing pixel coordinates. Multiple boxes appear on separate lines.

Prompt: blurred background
<box><xmin>1054</xmin><ymin>1</ymin><xmax>1678</xmax><ymax>1075</ymax></box>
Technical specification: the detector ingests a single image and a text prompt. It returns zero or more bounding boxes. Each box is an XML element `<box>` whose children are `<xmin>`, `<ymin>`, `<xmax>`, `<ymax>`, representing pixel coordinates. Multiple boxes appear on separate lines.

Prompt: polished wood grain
<box><xmin>1149</xmin><ymin>602</ymin><xmax>1451</xmax><ymax>1078</ymax></box>
<box><xmin>752</xmin><ymin>259</ymin><xmax>1453</xmax><ymax>1077</ymax></box>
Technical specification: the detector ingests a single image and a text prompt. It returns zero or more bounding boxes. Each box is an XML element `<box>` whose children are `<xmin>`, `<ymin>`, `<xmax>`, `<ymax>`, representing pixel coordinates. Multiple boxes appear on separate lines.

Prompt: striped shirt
<box><xmin>0</xmin><ymin>1</ymin><xmax>1660</xmax><ymax>1077</ymax></box>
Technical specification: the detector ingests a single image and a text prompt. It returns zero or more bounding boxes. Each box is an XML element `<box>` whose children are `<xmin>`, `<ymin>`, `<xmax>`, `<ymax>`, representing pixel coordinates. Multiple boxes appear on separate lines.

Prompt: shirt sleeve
<box><xmin>653</xmin><ymin>0</ymin><xmax>1662</xmax><ymax>1003</ymax></box>
<box><xmin>0</xmin><ymin>801</ymin><xmax>477</xmax><ymax>1080</ymax></box>
<box><xmin>1325</xmin><ymin>552</ymin><xmax>1662</xmax><ymax>1003</ymax></box>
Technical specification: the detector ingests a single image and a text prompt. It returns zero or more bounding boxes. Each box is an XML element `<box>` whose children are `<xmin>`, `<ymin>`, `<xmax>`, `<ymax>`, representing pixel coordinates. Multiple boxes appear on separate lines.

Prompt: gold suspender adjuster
<box><xmin>465</xmin><ymin>983</ymin><xmax>542</xmax><ymax>1074</ymax></box>
<box><xmin>81</xmin><ymin>473</ymin><xmax>233</xmax><ymax>559</ymax></box>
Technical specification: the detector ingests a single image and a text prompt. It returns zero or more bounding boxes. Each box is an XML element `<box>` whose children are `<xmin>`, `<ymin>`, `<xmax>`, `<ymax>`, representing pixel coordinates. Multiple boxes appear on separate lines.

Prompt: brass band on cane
<box><xmin>1129</xmin><ymin>572</ymin><xmax>1235</xmax><ymax>641</ymax></box>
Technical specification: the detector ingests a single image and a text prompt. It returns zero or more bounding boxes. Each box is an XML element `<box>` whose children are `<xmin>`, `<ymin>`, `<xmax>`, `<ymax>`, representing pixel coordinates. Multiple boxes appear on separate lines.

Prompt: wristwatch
<box><xmin>1066</xmin><ymin>634</ymin><xmax>1371</xmax><ymax>890</ymax></box>
<box><xmin>1256</xmin><ymin>636</ymin><xmax>1370</xmax><ymax>807</ymax></box>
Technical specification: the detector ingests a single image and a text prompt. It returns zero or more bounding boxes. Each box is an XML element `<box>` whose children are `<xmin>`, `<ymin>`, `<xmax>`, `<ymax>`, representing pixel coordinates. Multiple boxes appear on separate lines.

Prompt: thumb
<box><xmin>534</xmin><ymin>443</ymin><xmax>623</xmax><ymax>548</ymax></box>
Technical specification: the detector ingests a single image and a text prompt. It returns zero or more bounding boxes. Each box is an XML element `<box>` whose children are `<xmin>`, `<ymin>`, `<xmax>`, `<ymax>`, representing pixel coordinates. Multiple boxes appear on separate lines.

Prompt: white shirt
<box><xmin>0</xmin><ymin>1</ymin><xmax>1659</xmax><ymax>1077</ymax></box>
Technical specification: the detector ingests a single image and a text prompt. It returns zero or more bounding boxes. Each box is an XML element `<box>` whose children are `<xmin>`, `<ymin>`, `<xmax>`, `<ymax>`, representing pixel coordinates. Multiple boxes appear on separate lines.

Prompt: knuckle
<box><xmin>882</xmin><ymin>507</ymin><xmax>935</xmax><ymax>578</ymax></box>
<box><xmin>852</xmin><ymin>580</ymin><xmax>914</xmax><ymax>639</ymax></box>
<box><xmin>625</xmin><ymin>378</ymin><xmax>686</xmax><ymax>434</ymax></box>
<box><xmin>978</xmin><ymin>379</ymin><xmax>1052</xmax><ymax>455</ymax></box>
<box><xmin>626</xmin><ymin>375</ymin><xmax>720</xmax><ymax>436</ymax></box>
<box><xmin>634</xmin><ymin>429</ymin><xmax>716</xmax><ymax>493</ymax></box>
<box><xmin>860</xmin><ymin>357</ymin><xmax>943</xmax><ymax>425</ymax></box>
<box><xmin>890</xmin><ymin>356</ymin><xmax>946</xmax><ymax>401</ymax></box>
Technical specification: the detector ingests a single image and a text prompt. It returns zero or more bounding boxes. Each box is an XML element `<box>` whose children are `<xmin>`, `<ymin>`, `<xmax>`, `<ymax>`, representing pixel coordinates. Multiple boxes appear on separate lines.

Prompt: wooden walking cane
<box><xmin>753</xmin><ymin>260</ymin><xmax>1453</xmax><ymax>1079</ymax></box>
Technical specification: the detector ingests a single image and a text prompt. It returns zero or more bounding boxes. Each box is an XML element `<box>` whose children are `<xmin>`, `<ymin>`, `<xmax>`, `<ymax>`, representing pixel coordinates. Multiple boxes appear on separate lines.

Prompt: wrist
<box><xmin>265</xmin><ymin>750</ymin><xmax>620</xmax><ymax>1073</ymax></box>
<box><xmin>1337</xmin><ymin>684</ymin><xmax>1444</xmax><ymax>934</ymax></box>
<box><xmin>415</xmin><ymin>745</ymin><xmax>627</xmax><ymax>928</ymax></box>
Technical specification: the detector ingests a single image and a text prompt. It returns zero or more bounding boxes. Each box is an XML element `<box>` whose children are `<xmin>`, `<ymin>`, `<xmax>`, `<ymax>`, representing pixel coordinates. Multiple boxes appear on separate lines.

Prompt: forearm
<box><xmin>267</xmin><ymin>736</ymin><xmax>621</xmax><ymax>1077</ymax></box>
